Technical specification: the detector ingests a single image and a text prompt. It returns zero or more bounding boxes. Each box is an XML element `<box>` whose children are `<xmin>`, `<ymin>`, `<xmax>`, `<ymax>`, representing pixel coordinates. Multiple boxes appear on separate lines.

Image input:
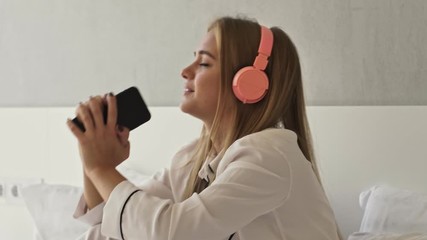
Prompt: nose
<box><xmin>181</xmin><ymin>64</ymin><xmax>193</xmax><ymax>80</ymax></box>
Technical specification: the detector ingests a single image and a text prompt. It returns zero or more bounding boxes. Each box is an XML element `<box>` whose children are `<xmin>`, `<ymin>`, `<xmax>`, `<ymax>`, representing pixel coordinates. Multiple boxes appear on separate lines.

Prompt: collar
<box><xmin>197</xmin><ymin>153</ymin><xmax>221</xmax><ymax>184</ymax></box>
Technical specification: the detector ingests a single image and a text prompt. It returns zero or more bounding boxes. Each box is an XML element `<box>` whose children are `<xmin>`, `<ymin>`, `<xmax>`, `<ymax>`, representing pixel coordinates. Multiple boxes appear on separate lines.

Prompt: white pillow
<box><xmin>348</xmin><ymin>232</ymin><xmax>427</xmax><ymax>240</ymax></box>
<box><xmin>21</xmin><ymin>184</ymin><xmax>89</xmax><ymax>240</ymax></box>
<box><xmin>20</xmin><ymin>165</ymin><xmax>150</xmax><ymax>240</ymax></box>
<box><xmin>359</xmin><ymin>185</ymin><xmax>427</xmax><ymax>234</ymax></box>
<box><xmin>21</xmin><ymin>166</ymin><xmax>150</xmax><ymax>240</ymax></box>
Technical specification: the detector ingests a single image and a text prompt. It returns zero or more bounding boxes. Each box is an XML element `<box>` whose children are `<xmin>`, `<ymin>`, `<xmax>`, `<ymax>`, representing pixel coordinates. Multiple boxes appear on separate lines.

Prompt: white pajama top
<box><xmin>74</xmin><ymin>128</ymin><xmax>340</xmax><ymax>240</ymax></box>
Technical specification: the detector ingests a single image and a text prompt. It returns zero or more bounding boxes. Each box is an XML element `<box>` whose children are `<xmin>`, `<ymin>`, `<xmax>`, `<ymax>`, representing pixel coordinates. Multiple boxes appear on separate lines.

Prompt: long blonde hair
<box><xmin>182</xmin><ymin>16</ymin><xmax>319</xmax><ymax>198</ymax></box>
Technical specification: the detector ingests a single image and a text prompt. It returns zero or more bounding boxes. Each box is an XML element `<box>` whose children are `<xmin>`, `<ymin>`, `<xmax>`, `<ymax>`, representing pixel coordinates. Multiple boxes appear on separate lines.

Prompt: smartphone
<box><xmin>72</xmin><ymin>86</ymin><xmax>151</xmax><ymax>131</ymax></box>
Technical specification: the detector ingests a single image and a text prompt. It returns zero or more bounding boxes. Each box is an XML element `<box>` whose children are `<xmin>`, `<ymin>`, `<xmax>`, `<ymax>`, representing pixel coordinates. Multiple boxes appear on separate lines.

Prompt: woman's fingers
<box><xmin>76</xmin><ymin>102</ymin><xmax>95</xmax><ymax>132</ymax></box>
<box><xmin>106</xmin><ymin>93</ymin><xmax>118</xmax><ymax>128</ymax></box>
<box><xmin>116</xmin><ymin>125</ymin><xmax>130</xmax><ymax>146</ymax></box>
<box><xmin>69</xmin><ymin>93</ymin><xmax>118</xmax><ymax>138</ymax></box>
<box><xmin>116</xmin><ymin>125</ymin><xmax>131</xmax><ymax>160</ymax></box>
<box><xmin>66</xmin><ymin>118</ymin><xmax>85</xmax><ymax>139</ymax></box>
<box><xmin>88</xmin><ymin>96</ymin><xmax>105</xmax><ymax>130</ymax></box>
<box><xmin>67</xmin><ymin>93</ymin><xmax>130</xmax><ymax>173</ymax></box>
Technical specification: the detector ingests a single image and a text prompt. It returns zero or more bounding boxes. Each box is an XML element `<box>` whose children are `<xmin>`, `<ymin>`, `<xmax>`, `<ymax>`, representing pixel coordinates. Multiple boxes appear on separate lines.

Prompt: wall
<box><xmin>0</xmin><ymin>0</ymin><xmax>426</xmax><ymax>107</ymax></box>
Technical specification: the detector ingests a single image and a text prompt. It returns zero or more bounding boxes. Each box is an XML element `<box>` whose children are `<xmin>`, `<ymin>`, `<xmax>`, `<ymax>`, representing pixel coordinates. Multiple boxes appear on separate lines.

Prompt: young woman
<box><xmin>68</xmin><ymin>16</ymin><xmax>341</xmax><ymax>240</ymax></box>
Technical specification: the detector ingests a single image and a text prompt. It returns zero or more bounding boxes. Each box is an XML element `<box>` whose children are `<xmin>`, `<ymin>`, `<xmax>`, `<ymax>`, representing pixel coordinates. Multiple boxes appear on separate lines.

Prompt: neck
<box><xmin>204</xmin><ymin>104</ymin><xmax>234</xmax><ymax>154</ymax></box>
<box><xmin>204</xmin><ymin>120</ymin><xmax>231</xmax><ymax>154</ymax></box>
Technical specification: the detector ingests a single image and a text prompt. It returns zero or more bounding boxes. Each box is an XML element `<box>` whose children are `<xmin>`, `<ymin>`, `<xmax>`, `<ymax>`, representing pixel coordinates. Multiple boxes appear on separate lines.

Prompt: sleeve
<box><xmin>73</xmin><ymin>196</ymin><xmax>106</xmax><ymax>226</ymax></box>
<box><xmin>100</xmin><ymin>142</ymin><xmax>292</xmax><ymax>240</ymax></box>
<box><xmin>73</xmin><ymin>168</ymin><xmax>174</xmax><ymax>227</ymax></box>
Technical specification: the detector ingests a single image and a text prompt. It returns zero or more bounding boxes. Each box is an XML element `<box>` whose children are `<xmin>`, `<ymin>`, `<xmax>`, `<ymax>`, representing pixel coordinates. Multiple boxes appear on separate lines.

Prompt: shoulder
<box><xmin>217</xmin><ymin>128</ymin><xmax>304</xmax><ymax>175</ymax></box>
<box><xmin>236</xmin><ymin>128</ymin><xmax>298</xmax><ymax>147</ymax></box>
<box><xmin>229</xmin><ymin>128</ymin><xmax>301</xmax><ymax>158</ymax></box>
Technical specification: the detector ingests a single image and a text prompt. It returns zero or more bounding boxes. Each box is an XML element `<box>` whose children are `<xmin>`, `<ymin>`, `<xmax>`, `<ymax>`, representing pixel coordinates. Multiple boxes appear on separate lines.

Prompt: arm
<box><xmin>69</xmin><ymin>94</ymin><xmax>132</xmax><ymax>227</ymax></box>
<box><xmin>67</xmin><ymin>94</ymin><xmax>129</xmax><ymax>202</ymax></box>
<box><xmin>100</xmin><ymin>144</ymin><xmax>291</xmax><ymax>240</ymax></box>
<box><xmin>83</xmin><ymin>169</ymin><xmax>104</xmax><ymax>210</ymax></box>
<box><xmin>87</xmin><ymin>167</ymin><xmax>126</xmax><ymax>201</ymax></box>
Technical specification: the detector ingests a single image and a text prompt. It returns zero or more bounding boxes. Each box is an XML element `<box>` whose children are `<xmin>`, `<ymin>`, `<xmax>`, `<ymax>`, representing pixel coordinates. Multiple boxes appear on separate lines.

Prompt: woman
<box><xmin>68</xmin><ymin>16</ymin><xmax>341</xmax><ymax>240</ymax></box>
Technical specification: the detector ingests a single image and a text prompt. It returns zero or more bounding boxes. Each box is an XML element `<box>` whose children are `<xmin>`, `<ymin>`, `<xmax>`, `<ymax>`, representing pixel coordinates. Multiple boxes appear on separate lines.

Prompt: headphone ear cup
<box><xmin>232</xmin><ymin>66</ymin><xmax>269</xmax><ymax>104</ymax></box>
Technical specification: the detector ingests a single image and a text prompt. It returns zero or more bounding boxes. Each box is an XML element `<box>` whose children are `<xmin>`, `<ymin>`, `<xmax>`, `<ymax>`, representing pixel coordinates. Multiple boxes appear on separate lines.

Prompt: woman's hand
<box><xmin>67</xmin><ymin>93</ymin><xmax>130</xmax><ymax>175</ymax></box>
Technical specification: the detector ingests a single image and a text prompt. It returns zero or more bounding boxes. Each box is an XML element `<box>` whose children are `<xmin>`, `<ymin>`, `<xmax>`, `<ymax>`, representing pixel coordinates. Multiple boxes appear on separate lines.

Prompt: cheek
<box><xmin>197</xmin><ymin>86</ymin><xmax>219</xmax><ymax>107</ymax></box>
<box><xmin>205</xmin><ymin>81</ymin><xmax>221</xmax><ymax>103</ymax></box>
<box><xmin>197</xmin><ymin>73</ymin><xmax>220</xmax><ymax>93</ymax></box>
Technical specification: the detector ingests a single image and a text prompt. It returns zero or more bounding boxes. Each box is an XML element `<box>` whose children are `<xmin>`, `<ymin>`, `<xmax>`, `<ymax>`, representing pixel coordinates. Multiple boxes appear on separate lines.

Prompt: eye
<box><xmin>199</xmin><ymin>63</ymin><xmax>210</xmax><ymax>67</ymax></box>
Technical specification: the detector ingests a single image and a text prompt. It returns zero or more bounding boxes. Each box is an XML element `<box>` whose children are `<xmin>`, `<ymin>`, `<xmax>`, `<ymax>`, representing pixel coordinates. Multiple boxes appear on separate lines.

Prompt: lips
<box><xmin>184</xmin><ymin>85</ymin><xmax>194</xmax><ymax>93</ymax></box>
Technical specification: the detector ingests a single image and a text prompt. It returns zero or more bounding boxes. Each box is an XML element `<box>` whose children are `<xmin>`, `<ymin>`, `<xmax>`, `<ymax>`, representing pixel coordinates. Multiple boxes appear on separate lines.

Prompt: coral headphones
<box><xmin>232</xmin><ymin>25</ymin><xmax>274</xmax><ymax>104</ymax></box>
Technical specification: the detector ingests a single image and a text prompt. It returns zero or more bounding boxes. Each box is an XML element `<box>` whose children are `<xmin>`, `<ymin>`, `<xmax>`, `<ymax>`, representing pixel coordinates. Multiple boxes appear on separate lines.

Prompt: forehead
<box><xmin>197</xmin><ymin>30</ymin><xmax>218</xmax><ymax>56</ymax></box>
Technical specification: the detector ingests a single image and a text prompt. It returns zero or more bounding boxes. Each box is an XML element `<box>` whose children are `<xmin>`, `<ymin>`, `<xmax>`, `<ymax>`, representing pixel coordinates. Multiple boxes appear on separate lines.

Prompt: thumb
<box><xmin>116</xmin><ymin>125</ymin><xmax>130</xmax><ymax>146</ymax></box>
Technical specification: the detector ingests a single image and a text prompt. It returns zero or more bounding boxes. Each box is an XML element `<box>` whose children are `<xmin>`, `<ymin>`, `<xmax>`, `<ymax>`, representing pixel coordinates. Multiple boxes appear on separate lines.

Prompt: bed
<box><xmin>1</xmin><ymin>106</ymin><xmax>426</xmax><ymax>239</ymax></box>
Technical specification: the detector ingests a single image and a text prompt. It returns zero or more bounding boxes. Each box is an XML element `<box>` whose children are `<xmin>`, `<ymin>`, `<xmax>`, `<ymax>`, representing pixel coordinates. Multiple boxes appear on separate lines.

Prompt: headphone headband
<box><xmin>258</xmin><ymin>26</ymin><xmax>274</xmax><ymax>59</ymax></box>
<box><xmin>253</xmin><ymin>26</ymin><xmax>273</xmax><ymax>71</ymax></box>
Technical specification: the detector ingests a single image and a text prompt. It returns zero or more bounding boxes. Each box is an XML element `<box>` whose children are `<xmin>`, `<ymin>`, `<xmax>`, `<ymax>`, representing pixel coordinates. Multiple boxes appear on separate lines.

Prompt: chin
<box><xmin>179</xmin><ymin>101</ymin><xmax>195</xmax><ymax>116</ymax></box>
<box><xmin>179</xmin><ymin>102</ymin><xmax>204</xmax><ymax>121</ymax></box>
<box><xmin>179</xmin><ymin>106</ymin><xmax>187</xmax><ymax>115</ymax></box>
<box><xmin>179</xmin><ymin>101</ymin><xmax>188</xmax><ymax>112</ymax></box>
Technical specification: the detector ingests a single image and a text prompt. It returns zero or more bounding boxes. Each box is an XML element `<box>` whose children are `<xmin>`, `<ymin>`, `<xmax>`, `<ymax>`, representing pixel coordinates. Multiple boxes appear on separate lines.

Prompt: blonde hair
<box><xmin>182</xmin><ymin>16</ymin><xmax>342</xmax><ymax>239</ymax></box>
<box><xmin>183</xmin><ymin>16</ymin><xmax>319</xmax><ymax>197</ymax></box>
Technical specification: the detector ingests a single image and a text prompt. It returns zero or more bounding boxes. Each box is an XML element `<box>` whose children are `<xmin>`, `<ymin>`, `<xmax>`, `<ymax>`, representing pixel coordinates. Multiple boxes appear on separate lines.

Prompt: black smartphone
<box><xmin>72</xmin><ymin>86</ymin><xmax>151</xmax><ymax>131</ymax></box>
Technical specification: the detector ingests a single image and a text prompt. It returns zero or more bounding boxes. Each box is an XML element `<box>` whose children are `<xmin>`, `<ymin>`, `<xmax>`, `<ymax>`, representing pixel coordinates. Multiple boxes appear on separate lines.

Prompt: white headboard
<box><xmin>1</xmin><ymin>106</ymin><xmax>426</xmax><ymax>239</ymax></box>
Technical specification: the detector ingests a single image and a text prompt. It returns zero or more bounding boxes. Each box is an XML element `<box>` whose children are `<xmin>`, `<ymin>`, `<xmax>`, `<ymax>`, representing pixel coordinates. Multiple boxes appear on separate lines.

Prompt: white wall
<box><xmin>0</xmin><ymin>0</ymin><xmax>426</xmax><ymax>106</ymax></box>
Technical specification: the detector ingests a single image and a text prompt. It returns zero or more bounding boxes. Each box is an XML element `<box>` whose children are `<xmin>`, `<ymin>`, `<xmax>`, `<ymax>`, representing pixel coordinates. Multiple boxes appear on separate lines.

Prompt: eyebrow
<box><xmin>194</xmin><ymin>50</ymin><xmax>217</xmax><ymax>60</ymax></box>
